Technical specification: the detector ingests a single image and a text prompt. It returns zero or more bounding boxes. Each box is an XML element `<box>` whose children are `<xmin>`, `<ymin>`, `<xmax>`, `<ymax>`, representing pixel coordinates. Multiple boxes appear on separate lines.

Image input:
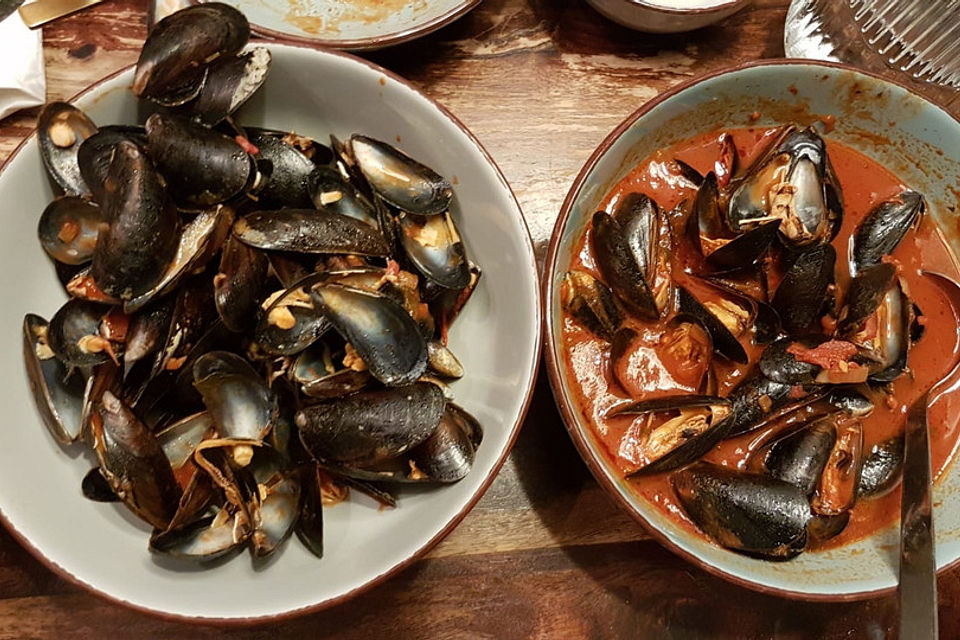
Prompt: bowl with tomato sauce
<box><xmin>544</xmin><ymin>60</ymin><xmax>960</xmax><ymax>599</ymax></box>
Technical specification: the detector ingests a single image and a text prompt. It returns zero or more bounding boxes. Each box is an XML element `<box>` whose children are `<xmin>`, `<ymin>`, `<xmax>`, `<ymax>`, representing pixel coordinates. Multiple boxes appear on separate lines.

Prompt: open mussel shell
<box><xmin>807</xmin><ymin>512</ymin><xmax>851</xmax><ymax>543</ymax></box>
<box><xmin>297</xmin><ymin>382</ymin><xmax>445</xmax><ymax>467</ymax></box>
<box><xmin>859</xmin><ymin>435</ymin><xmax>903</xmax><ymax>498</ymax></box>
<box><xmin>150</xmin><ymin>508</ymin><xmax>244</xmax><ymax>560</ymax></box>
<box><xmin>672</xmin><ymin>463</ymin><xmax>811</xmax><ymax>560</ymax></box>
<box><xmin>145</xmin><ymin>113</ymin><xmax>253</xmax><ymax>206</ymax></box>
<box><xmin>307</xmin><ymin>166</ymin><xmax>378</xmax><ymax>227</ymax></box>
<box><xmin>133</xmin><ymin>2</ymin><xmax>249</xmax><ymax>103</ymax></box>
<box><xmin>771</xmin><ymin>243</ymin><xmax>836</xmax><ymax>335</ymax></box>
<box><xmin>839</xmin><ymin>263</ymin><xmax>897</xmax><ymax>333</ymax></box>
<box><xmin>562</xmin><ymin>270</ymin><xmax>620</xmax><ymax>341</ymax></box>
<box><xmin>47</xmin><ymin>299</ymin><xmax>113</xmax><ymax>368</ymax></box>
<box><xmin>591</xmin><ymin>211</ymin><xmax>659</xmax><ymax>320</ymax></box>
<box><xmin>38</xmin><ymin>197</ymin><xmax>102</xmax><ymax>265</ymax></box>
<box><xmin>76</xmin><ymin>125</ymin><xmax>146</xmax><ymax>205</ymax></box>
<box><xmin>189</xmin><ymin>47</ymin><xmax>271</xmax><ymax>126</ymax></box>
<box><xmin>255</xmin><ymin>274</ymin><xmax>331</xmax><ymax>356</ymax></box>
<box><xmin>234</xmin><ymin>209</ymin><xmax>390</xmax><ymax>256</ymax></box>
<box><xmin>157</xmin><ymin>411</ymin><xmax>215</xmax><ymax>470</ymax></box>
<box><xmin>677</xmin><ymin>286</ymin><xmax>749</xmax><ymax>364</ymax></box>
<box><xmin>349</xmin><ymin>135</ymin><xmax>453</xmax><ymax>216</ymax></box>
<box><xmin>728</xmin><ymin>126</ymin><xmax>842</xmax><ymax>247</ymax></box>
<box><xmin>311</xmin><ymin>283</ymin><xmax>428</xmax><ymax>386</ymax></box>
<box><xmin>410</xmin><ymin>405</ymin><xmax>480</xmax><ymax>483</ymax></box>
<box><xmin>91</xmin><ymin>140</ymin><xmax>180</xmax><ymax>301</ymax></box>
<box><xmin>248</xmin><ymin>129</ymin><xmax>315</xmax><ymax>208</ymax></box>
<box><xmin>247</xmin><ymin>449</ymin><xmax>301</xmax><ymax>557</ymax></box>
<box><xmin>302</xmin><ymin>369</ymin><xmax>372</xmax><ymax>399</ymax></box>
<box><xmin>427</xmin><ymin>341</ymin><xmax>464</xmax><ymax>379</ymax></box>
<box><xmin>397</xmin><ymin>211</ymin><xmax>470</xmax><ymax>290</ymax></box>
<box><xmin>23</xmin><ymin>314</ymin><xmax>87</xmax><ymax>444</ymax></box>
<box><xmin>193</xmin><ymin>351</ymin><xmax>277</xmax><ymax>443</ymax></box>
<box><xmin>37</xmin><ymin>102</ymin><xmax>97</xmax><ymax>196</ymax></box>
<box><xmin>851</xmin><ymin>190</ymin><xmax>924</xmax><ymax>273</ymax></box>
<box><xmin>725</xmin><ymin>374</ymin><xmax>824</xmax><ymax>437</ymax></box>
<box><xmin>124</xmin><ymin>206</ymin><xmax>232</xmax><ymax>314</ymax></box>
<box><xmin>811</xmin><ymin>420</ymin><xmax>863</xmax><ymax>516</ymax></box>
<box><xmin>81</xmin><ymin>467</ymin><xmax>118</xmax><ymax>502</ymax></box>
<box><xmin>92</xmin><ymin>391</ymin><xmax>182</xmax><ymax>529</ymax></box>
<box><xmin>706</xmin><ymin>221</ymin><xmax>781</xmax><ymax>271</ymax></box>
<box><xmin>214</xmin><ymin>234</ymin><xmax>268</xmax><ymax>333</ymax></box>
<box><xmin>757</xmin><ymin>415</ymin><xmax>837</xmax><ymax>495</ymax></box>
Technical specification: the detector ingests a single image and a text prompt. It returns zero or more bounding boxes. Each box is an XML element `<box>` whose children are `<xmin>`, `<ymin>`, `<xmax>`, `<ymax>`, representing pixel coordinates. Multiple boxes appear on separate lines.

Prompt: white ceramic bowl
<box><xmin>211</xmin><ymin>0</ymin><xmax>480</xmax><ymax>50</ymax></box>
<box><xmin>584</xmin><ymin>0</ymin><xmax>750</xmax><ymax>33</ymax></box>
<box><xmin>544</xmin><ymin>60</ymin><xmax>960</xmax><ymax>600</ymax></box>
<box><xmin>0</xmin><ymin>43</ymin><xmax>540</xmax><ymax>621</ymax></box>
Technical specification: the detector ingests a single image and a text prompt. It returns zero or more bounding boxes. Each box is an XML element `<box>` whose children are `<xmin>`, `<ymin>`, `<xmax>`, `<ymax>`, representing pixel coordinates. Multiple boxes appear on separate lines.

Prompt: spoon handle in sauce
<box><xmin>899</xmin><ymin>393</ymin><xmax>938</xmax><ymax>640</ymax></box>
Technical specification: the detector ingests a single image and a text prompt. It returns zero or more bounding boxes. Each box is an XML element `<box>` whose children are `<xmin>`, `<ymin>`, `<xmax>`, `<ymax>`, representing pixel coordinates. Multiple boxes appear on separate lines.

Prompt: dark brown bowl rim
<box><xmin>0</xmin><ymin>41</ymin><xmax>541</xmax><ymax>625</ymax></box>
<box><xmin>542</xmin><ymin>57</ymin><xmax>960</xmax><ymax>603</ymax></box>
<box><xmin>188</xmin><ymin>0</ymin><xmax>481</xmax><ymax>51</ymax></box>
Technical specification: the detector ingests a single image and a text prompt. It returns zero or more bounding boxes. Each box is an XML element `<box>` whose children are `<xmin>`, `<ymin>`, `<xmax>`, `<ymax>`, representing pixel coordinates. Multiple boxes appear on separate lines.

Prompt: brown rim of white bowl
<box><xmin>0</xmin><ymin>41</ymin><xmax>542</xmax><ymax>625</ymax></box>
<box><xmin>186</xmin><ymin>0</ymin><xmax>481</xmax><ymax>51</ymax></box>
<box><xmin>542</xmin><ymin>57</ymin><xmax>960</xmax><ymax>603</ymax></box>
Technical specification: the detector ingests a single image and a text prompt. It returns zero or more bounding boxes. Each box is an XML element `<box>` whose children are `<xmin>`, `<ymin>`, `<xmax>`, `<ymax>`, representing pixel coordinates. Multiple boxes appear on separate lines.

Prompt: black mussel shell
<box><xmin>38</xmin><ymin>197</ymin><xmax>102</xmax><ymax>265</ymax></box>
<box><xmin>145</xmin><ymin>113</ymin><xmax>253</xmax><ymax>206</ymax></box>
<box><xmin>296</xmin><ymin>382</ymin><xmax>445</xmax><ymax>467</ymax></box>
<box><xmin>706</xmin><ymin>221</ymin><xmax>781</xmax><ymax>271</ymax></box>
<box><xmin>838</xmin><ymin>263</ymin><xmax>897</xmax><ymax>333</ymax></box>
<box><xmin>77</xmin><ymin>126</ymin><xmax>146</xmax><ymax>205</ymax></box>
<box><xmin>725</xmin><ymin>374</ymin><xmax>824</xmax><ymax>437</ymax></box>
<box><xmin>591</xmin><ymin>211</ymin><xmax>659</xmax><ymax>320</ymax></box>
<box><xmin>81</xmin><ymin>467</ymin><xmax>119</xmax><ymax>502</ymax></box>
<box><xmin>23</xmin><ymin>314</ymin><xmax>87</xmax><ymax>444</ymax></box>
<box><xmin>678</xmin><ymin>286</ymin><xmax>749</xmax><ymax>364</ymax></box>
<box><xmin>858</xmin><ymin>435</ymin><xmax>903</xmax><ymax>498</ymax></box>
<box><xmin>672</xmin><ymin>464</ymin><xmax>811</xmax><ymax>560</ymax></box>
<box><xmin>37</xmin><ymin>102</ymin><xmax>97</xmax><ymax>196</ymax></box>
<box><xmin>296</xmin><ymin>465</ymin><xmax>325</xmax><ymax>558</ymax></box>
<box><xmin>807</xmin><ymin>512</ymin><xmax>850</xmax><ymax>543</ymax></box>
<box><xmin>851</xmin><ymin>190</ymin><xmax>924</xmax><ymax>273</ymax></box>
<box><xmin>771</xmin><ymin>243</ymin><xmax>836</xmax><ymax>335</ymax></box>
<box><xmin>311</xmin><ymin>283</ymin><xmax>428</xmax><ymax>386</ymax></box>
<box><xmin>562</xmin><ymin>270</ymin><xmax>621</xmax><ymax>341</ymax></box>
<box><xmin>234</xmin><ymin>209</ymin><xmax>390</xmax><ymax>256</ymax></box>
<box><xmin>761</xmin><ymin>416</ymin><xmax>837</xmax><ymax>495</ymax></box>
<box><xmin>189</xmin><ymin>47</ymin><xmax>271</xmax><ymax>126</ymax></box>
<box><xmin>307</xmin><ymin>166</ymin><xmax>378</xmax><ymax>227</ymax></box>
<box><xmin>350</xmin><ymin>135</ymin><xmax>452</xmax><ymax>216</ymax></box>
<box><xmin>397</xmin><ymin>211</ymin><xmax>470</xmax><ymax>290</ymax></box>
<box><xmin>133</xmin><ymin>3</ymin><xmax>249</xmax><ymax>103</ymax></box>
<box><xmin>90</xmin><ymin>140</ymin><xmax>180</xmax><ymax>301</ymax></box>
<box><xmin>48</xmin><ymin>299</ymin><xmax>112</xmax><ymax>368</ymax></box>
<box><xmin>193</xmin><ymin>351</ymin><xmax>277</xmax><ymax>443</ymax></box>
<box><xmin>410</xmin><ymin>405</ymin><xmax>479</xmax><ymax>483</ymax></box>
<box><xmin>214</xmin><ymin>234</ymin><xmax>268</xmax><ymax>333</ymax></box>
<box><xmin>248</xmin><ymin>129</ymin><xmax>315</xmax><ymax>209</ymax></box>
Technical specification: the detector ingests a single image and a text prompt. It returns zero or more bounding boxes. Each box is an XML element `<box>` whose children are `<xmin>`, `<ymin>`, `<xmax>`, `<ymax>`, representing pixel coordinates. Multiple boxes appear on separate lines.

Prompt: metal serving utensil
<box><xmin>899</xmin><ymin>270</ymin><xmax>960</xmax><ymax>640</ymax></box>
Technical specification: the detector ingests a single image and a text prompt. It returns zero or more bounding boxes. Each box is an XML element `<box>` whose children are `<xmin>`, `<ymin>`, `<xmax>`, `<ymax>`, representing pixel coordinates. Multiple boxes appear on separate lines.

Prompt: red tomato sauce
<box><xmin>561</xmin><ymin>127</ymin><xmax>960</xmax><ymax>551</ymax></box>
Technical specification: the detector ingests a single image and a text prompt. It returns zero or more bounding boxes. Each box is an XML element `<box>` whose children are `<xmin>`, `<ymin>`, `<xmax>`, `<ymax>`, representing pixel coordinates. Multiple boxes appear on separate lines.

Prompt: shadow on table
<box><xmin>509</xmin><ymin>361</ymin><xmax>895</xmax><ymax>639</ymax></box>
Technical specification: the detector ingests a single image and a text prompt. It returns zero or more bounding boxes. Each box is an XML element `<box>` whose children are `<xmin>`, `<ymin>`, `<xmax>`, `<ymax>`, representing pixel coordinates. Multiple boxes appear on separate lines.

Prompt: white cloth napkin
<box><xmin>0</xmin><ymin>11</ymin><xmax>44</xmax><ymax>120</ymax></box>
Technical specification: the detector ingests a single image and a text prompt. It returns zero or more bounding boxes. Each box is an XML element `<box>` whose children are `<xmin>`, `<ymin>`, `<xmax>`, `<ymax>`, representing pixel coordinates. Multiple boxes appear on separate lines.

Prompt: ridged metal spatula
<box><xmin>785</xmin><ymin>0</ymin><xmax>960</xmax><ymax>93</ymax></box>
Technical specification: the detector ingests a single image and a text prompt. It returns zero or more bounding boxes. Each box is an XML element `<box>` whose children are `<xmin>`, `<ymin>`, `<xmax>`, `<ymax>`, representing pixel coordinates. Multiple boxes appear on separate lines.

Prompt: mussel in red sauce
<box><xmin>561</xmin><ymin>124</ymin><xmax>960</xmax><ymax>560</ymax></box>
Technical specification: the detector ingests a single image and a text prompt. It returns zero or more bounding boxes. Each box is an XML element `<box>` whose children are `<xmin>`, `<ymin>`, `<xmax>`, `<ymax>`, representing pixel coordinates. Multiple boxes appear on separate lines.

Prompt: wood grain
<box><xmin>3</xmin><ymin>0</ymin><xmax>960</xmax><ymax>637</ymax></box>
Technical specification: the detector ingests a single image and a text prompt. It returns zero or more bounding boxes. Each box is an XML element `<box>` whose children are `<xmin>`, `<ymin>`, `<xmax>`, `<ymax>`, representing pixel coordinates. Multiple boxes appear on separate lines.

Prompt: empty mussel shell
<box><xmin>189</xmin><ymin>47</ymin><xmax>271</xmax><ymax>126</ymax></box>
<box><xmin>157</xmin><ymin>411</ymin><xmax>215</xmax><ymax>470</ymax></box>
<box><xmin>47</xmin><ymin>299</ymin><xmax>113</xmax><ymax>368</ymax></box>
<box><xmin>38</xmin><ymin>197</ymin><xmax>102</xmax><ymax>265</ymax></box>
<box><xmin>81</xmin><ymin>467</ymin><xmax>118</xmax><ymax>502</ymax></box>
<box><xmin>307</xmin><ymin>165</ymin><xmax>378</xmax><ymax>227</ymax></box>
<box><xmin>410</xmin><ymin>405</ymin><xmax>478</xmax><ymax>483</ymax></box>
<box><xmin>311</xmin><ymin>283</ymin><xmax>428</xmax><ymax>386</ymax></box>
<box><xmin>397</xmin><ymin>211</ymin><xmax>470</xmax><ymax>290</ymax></box>
<box><xmin>851</xmin><ymin>190</ymin><xmax>924</xmax><ymax>274</ymax></box>
<box><xmin>296</xmin><ymin>382</ymin><xmax>445</xmax><ymax>467</ymax></box>
<box><xmin>350</xmin><ymin>135</ymin><xmax>453</xmax><ymax>216</ymax></box>
<box><xmin>296</xmin><ymin>466</ymin><xmax>325</xmax><ymax>558</ymax></box>
<box><xmin>193</xmin><ymin>351</ymin><xmax>277</xmax><ymax>443</ymax></box>
<box><xmin>214</xmin><ymin>234</ymin><xmax>269</xmax><ymax>333</ymax></box>
<box><xmin>37</xmin><ymin>102</ymin><xmax>97</xmax><ymax>196</ymax></box>
<box><xmin>23</xmin><ymin>314</ymin><xmax>87</xmax><ymax>444</ymax></box>
<box><xmin>150</xmin><ymin>508</ymin><xmax>244</xmax><ymax>560</ymax></box>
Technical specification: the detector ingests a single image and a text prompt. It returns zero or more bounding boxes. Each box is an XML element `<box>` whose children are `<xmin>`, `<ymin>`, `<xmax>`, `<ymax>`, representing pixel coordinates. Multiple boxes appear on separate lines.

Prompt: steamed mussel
<box><xmin>23</xmin><ymin>5</ymin><xmax>484</xmax><ymax>566</ymax></box>
<box><xmin>561</xmin><ymin>123</ymin><xmax>955</xmax><ymax>561</ymax></box>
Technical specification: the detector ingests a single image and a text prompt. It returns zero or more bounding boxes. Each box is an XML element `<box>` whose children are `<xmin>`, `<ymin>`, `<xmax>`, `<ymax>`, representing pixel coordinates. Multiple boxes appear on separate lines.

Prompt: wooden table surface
<box><xmin>2</xmin><ymin>0</ymin><xmax>960</xmax><ymax>637</ymax></box>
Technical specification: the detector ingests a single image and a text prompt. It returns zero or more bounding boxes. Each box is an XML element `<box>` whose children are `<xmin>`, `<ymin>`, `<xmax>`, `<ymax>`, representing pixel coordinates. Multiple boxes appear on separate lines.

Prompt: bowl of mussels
<box><xmin>1</xmin><ymin>4</ymin><xmax>540</xmax><ymax>621</ymax></box>
<box><xmin>545</xmin><ymin>60</ymin><xmax>960</xmax><ymax>599</ymax></box>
